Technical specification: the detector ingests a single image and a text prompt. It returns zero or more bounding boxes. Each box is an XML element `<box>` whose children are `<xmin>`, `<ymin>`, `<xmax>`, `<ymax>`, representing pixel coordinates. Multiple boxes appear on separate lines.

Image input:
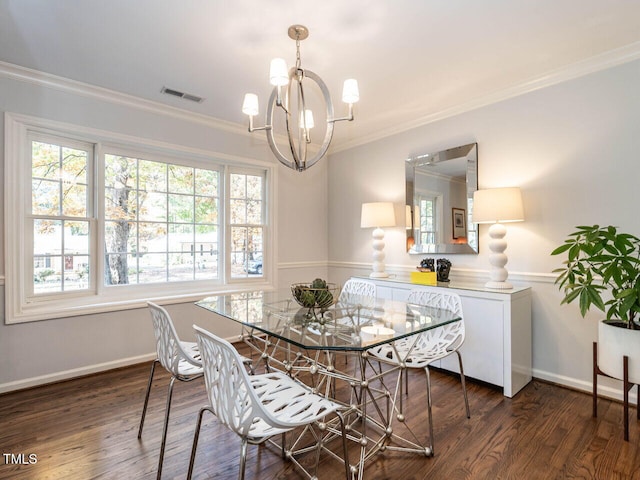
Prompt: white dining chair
<box><xmin>138</xmin><ymin>302</ymin><xmax>205</xmax><ymax>480</ymax></box>
<box><xmin>338</xmin><ymin>278</ymin><xmax>377</xmax><ymax>305</ymax></box>
<box><xmin>187</xmin><ymin>325</ymin><xmax>350</xmax><ymax>480</ymax></box>
<box><xmin>337</xmin><ymin>278</ymin><xmax>377</xmax><ymax>330</ymax></box>
<box><xmin>336</xmin><ymin>278</ymin><xmax>377</xmax><ymax>366</ymax></box>
<box><xmin>367</xmin><ymin>289</ymin><xmax>470</xmax><ymax>455</ymax></box>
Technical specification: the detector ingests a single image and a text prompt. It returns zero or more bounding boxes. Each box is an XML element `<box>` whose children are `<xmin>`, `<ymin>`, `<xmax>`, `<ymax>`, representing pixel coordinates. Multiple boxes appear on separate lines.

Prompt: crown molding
<box><xmin>331</xmin><ymin>41</ymin><xmax>640</xmax><ymax>153</ymax></box>
<box><xmin>0</xmin><ymin>61</ymin><xmax>303</xmax><ymax>149</ymax></box>
<box><xmin>0</xmin><ymin>60</ymin><xmax>250</xmax><ymax>137</ymax></box>
<box><xmin>3</xmin><ymin>37</ymin><xmax>640</xmax><ymax>158</ymax></box>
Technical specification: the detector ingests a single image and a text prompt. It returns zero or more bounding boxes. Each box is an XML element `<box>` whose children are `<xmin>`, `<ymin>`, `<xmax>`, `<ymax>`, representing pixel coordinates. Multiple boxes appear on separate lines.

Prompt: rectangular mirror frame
<box><xmin>405</xmin><ymin>142</ymin><xmax>478</xmax><ymax>254</ymax></box>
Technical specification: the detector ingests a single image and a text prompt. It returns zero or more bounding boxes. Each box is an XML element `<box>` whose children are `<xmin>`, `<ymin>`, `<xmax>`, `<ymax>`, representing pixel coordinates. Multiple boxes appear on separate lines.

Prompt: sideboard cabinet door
<box><xmin>440</xmin><ymin>296</ymin><xmax>504</xmax><ymax>387</ymax></box>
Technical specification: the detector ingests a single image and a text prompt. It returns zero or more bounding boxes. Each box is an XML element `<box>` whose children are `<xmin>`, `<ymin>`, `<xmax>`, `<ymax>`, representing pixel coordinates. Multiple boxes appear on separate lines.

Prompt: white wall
<box><xmin>327</xmin><ymin>59</ymin><xmax>640</xmax><ymax>399</ymax></box>
<box><xmin>3</xmin><ymin>58</ymin><xmax>639</xmax><ymax>398</ymax></box>
<box><xmin>0</xmin><ymin>68</ymin><xmax>328</xmax><ymax>392</ymax></box>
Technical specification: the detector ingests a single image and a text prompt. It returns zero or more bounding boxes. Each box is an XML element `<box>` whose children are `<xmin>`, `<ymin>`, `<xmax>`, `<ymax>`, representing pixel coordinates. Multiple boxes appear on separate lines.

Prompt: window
<box><xmin>5</xmin><ymin>113</ymin><xmax>274</xmax><ymax>323</ymax></box>
<box><xmin>416</xmin><ymin>191</ymin><xmax>444</xmax><ymax>247</ymax></box>
<box><xmin>30</xmin><ymin>137</ymin><xmax>93</xmax><ymax>295</ymax></box>
<box><xmin>229</xmin><ymin>171</ymin><xmax>264</xmax><ymax>279</ymax></box>
<box><xmin>103</xmin><ymin>153</ymin><xmax>221</xmax><ymax>285</ymax></box>
<box><xmin>418</xmin><ymin>196</ymin><xmax>437</xmax><ymax>245</ymax></box>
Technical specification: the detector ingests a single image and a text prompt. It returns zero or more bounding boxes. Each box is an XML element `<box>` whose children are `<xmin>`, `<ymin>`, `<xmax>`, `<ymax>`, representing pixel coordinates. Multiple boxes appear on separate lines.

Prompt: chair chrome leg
<box><xmin>281</xmin><ymin>432</ymin><xmax>286</xmax><ymax>459</ymax></box>
<box><xmin>456</xmin><ymin>350</ymin><xmax>471</xmax><ymax>418</ymax></box>
<box><xmin>138</xmin><ymin>359</ymin><xmax>158</xmax><ymax>439</ymax></box>
<box><xmin>239</xmin><ymin>437</ymin><xmax>248</xmax><ymax>480</ymax></box>
<box><xmin>187</xmin><ymin>407</ymin><xmax>208</xmax><ymax>480</ymax></box>
<box><xmin>156</xmin><ymin>375</ymin><xmax>176</xmax><ymax>480</ymax></box>
<box><xmin>336</xmin><ymin>411</ymin><xmax>351</xmax><ymax>480</ymax></box>
<box><xmin>405</xmin><ymin>366</ymin><xmax>409</xmax><ymax>395</ymax></box>
<box><xmin>424</xmin><ymin>366</ymin><xmax>435</xmax><ymax>456</ymax></box>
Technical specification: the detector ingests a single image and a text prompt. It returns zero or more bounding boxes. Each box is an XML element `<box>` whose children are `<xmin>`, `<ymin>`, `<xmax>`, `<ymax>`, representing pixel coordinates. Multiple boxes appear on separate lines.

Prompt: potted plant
<box><xmin>552</xmin><ymin>224</ymin><xmax>640</xmax><ymax>383</ymax></box>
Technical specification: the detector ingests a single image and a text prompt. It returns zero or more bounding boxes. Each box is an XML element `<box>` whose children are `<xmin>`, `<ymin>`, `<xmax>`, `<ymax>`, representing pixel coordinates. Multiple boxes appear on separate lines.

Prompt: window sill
<box><xmin>5</xmin><ymin>280</ymin><xmax>274</xmax><ymax>324</ymax></box>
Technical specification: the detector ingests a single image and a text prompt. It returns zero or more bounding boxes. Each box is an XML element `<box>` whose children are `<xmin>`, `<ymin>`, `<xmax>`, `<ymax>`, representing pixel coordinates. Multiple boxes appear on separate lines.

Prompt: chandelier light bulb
<box><xmin>342</xmin><ymin>79</ymin><xmax>360</xmax><ymax>104</ymax></box>
<box><xmin>269</xmin><ymin>58</ymin><xmax>289</xmax><ymax>86</ymax></box>
<box><xmin>299</xmin><ymin>109</ymin><xmax>314</xmax><ymax>129</ymax></box>
<box><xmin>242</xmin><ymin>93</ymin><xmax>259</xmax><ymax>116</ymax></box>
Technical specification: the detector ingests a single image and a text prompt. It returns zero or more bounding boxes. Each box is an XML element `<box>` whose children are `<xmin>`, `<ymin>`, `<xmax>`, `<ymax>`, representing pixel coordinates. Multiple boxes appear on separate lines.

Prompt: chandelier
<box><xmin>242</xmin><ymin>25</ymin><xmax>359</xmax><ymax>172</ymax></box>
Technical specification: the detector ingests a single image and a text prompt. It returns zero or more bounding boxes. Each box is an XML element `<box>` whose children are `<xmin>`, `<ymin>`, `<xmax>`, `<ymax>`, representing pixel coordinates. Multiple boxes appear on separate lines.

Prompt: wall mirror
<box><xmin>405</xmin><ymin>142</ymin><xmax>478</xmax><ymax>254</ymax></box>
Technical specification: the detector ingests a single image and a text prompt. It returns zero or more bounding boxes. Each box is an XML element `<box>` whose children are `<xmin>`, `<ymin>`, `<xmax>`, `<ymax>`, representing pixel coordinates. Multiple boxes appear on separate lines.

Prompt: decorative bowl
<box><xmin>291</xmin><ymin>282</ymin><xmax>340</xmax><ymax>310</ymax></box>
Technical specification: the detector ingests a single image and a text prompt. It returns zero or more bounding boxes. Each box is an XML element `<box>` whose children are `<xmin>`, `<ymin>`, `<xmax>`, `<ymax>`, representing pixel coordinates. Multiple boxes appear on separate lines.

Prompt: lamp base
<box><xmin>485</xmin><ymin>222</ymin><xmax>513</xmax><ymax>289</ymax></box>
<box><xmin>369</xmin><ymin>272</ymin><xmax>390</xmax><ymax>279</ymax></box>
<box><xmin>485</xmin><ymin>280</ymin><xmax>513</xmax><ymax>289</ymax></box>
<box><xmin>369</xmin><ymin>227</ymin><xmax>389</xmax><ymax>278</ymax></box>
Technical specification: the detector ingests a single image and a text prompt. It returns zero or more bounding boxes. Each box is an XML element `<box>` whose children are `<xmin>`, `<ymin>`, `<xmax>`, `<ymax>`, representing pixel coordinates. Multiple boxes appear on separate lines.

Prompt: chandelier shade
<box><xmin>241</xmin><ymin>94</ymin><xmax>259</xmax><ymax>117</ymax></box>
<box><xmin>342</xmin><ymin>79</ymin><xmax>360</xmax><ymax>104</ymax></box>
<box><xmin>242</xmin><ymin>25</ymin><xmax>359</xmax><ymax>172</ymax></box>
<box><xmin>269</xmin><ymin>58</ymin><xmax>289</xmax><ymax>87</ymax></box>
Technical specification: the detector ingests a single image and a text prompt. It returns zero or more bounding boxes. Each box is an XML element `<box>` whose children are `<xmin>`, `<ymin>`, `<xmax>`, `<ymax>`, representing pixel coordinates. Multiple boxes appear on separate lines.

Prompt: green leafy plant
<box><xmin>551</xmin><ymin>225</ymin><xmax>640</xmax><ymax>329</ymax></box>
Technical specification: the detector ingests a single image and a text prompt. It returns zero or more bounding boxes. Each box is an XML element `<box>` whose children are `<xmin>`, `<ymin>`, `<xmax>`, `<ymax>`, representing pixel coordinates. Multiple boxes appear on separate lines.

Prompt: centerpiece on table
<box><xmin>291</xmin><ymin>278</ymin><xmax>340</xmax><ymax>323</ymax></box>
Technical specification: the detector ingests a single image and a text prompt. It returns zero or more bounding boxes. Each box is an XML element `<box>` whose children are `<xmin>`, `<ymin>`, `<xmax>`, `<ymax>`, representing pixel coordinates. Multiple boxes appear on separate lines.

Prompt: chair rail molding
<box><xmin>278</xmin><ymin>260</ymin><xmax>329</xmax><ymax>270</ymax></box>
<box><xmin>328</xmin><ymin>261</ymin><xmax>556</xmax><ymax>284</ymax></box>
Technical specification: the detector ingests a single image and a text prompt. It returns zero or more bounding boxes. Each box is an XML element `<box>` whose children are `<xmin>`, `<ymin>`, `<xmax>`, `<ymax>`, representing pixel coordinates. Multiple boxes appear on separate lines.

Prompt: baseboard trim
<box><xmin>0</xmin><ymin>333</ymin><xmax>249</xmax><ymax>394</ymax></box>
<box><xmin>3</xmin><ymin>347</ymin><xmax>635</xmax><ymax>405</ymax></box>
<box><xmin>533</xmin><ymin>367</ymin><xmax>638</xmax><ymax>405</ymax></box>
<box><xmin>0</xmin><ymin>352</ymin><xmax>154</xmax><ymax>394</ymax></box>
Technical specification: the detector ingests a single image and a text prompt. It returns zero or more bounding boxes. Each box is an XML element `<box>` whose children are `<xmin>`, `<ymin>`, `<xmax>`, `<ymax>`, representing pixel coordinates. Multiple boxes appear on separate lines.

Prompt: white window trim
<box><xmin>27</xmin><ymin>133</ymin><xmax>97</xmax><ymax>301</ymax></box>
<box><xmin>416</xmin><ymin>189</ymin><xmax>444</xmax><ymax>245</ymax></box>
<box><xmin>4</xmin><ymin>112</ymin><xmax>278</xmax><ymax>324</ymax></box>
<box><xmin>226</xmin><ymin>166</ymin><xmax>269</xmax><ymax>284</ymax></box>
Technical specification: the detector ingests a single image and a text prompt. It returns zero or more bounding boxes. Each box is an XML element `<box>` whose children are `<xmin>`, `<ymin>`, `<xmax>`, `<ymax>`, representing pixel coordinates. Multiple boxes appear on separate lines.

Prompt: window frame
<box><xmin>416</xmin><ymin>190</ymin><xmax>443</xmax><ymax>246</ymax></box>
<box><xmin>226</xmin><ymin>167</ymin><xmax>268</xmax><ymax>282</ymax></box>
<box><xmin>4</xmin><ymin>113</ymin><xmax>276</xmax><ymax>324</ymax></box>
<box><xmin>99</xmin><ymin>145</ymin><xmax>227</xmax><ymax>288</ymax></box>
<box><xmin>27</xmin><ymin>132</ymin><xmax>97</xmax><ymax>301</ymax></box>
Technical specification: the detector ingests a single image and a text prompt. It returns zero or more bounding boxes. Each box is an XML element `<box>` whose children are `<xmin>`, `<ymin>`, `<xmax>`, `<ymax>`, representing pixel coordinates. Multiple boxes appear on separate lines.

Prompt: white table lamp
<box><xmin>472</xmin><ymin>187</ymin><xmax>524</xmax><ymax>289</ymax></box>
<box><xmin>361</xmin><ymin>202</ymin><xmax>396</xmax><ymax>278</ymax></box>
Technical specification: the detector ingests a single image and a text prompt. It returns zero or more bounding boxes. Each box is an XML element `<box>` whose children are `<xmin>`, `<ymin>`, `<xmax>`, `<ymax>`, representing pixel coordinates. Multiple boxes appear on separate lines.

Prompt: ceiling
<box><xmin>2</xmin><ymin>1</ymin><xmax>640</xmax><ymax>151</ymax></box>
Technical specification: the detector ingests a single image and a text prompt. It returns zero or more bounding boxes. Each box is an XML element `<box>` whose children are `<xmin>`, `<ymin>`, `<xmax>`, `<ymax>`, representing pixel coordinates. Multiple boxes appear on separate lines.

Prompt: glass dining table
<box><xmin>196</xmin><ymin>289</ymin><xmax>461</xmax><ymax>479</ymax></box>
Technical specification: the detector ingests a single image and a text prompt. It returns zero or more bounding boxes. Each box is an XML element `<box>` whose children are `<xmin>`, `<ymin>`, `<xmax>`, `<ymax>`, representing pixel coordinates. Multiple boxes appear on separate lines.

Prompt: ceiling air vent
<box><xmin>161</xmin><ymin>86</ymin><xmax>204</xmax><ymax>103</ymax></box>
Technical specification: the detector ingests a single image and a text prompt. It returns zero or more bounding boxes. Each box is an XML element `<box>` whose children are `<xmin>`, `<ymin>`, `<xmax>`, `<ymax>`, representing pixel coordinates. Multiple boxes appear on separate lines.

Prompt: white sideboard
<box><xmin>356</xmin><ymin>276</ymin><xmax>532</xmax><ymax>397</ymax></box>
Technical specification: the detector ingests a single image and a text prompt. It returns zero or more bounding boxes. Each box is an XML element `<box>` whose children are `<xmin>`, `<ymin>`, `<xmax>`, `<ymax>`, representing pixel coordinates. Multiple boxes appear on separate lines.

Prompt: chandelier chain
<box><xmin>295</xmin><ymin>38</ymin><xmax>302</xmax><ymax>71</ymax></box>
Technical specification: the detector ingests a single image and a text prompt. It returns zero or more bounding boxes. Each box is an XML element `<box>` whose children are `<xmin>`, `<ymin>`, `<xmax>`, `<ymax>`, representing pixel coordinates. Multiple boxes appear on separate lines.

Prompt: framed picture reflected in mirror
<box><xmin>452</xmin><ymin>208</ymin><xmax>466</xmax><ymax>239</ymax></box>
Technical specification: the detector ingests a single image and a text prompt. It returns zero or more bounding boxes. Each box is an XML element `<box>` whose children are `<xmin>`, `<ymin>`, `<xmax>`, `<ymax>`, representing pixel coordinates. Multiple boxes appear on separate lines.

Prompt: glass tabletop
<box><xmin>196</xmin><ymin>289</ymin><xmax>461</xmax><ymax>352</ymax></box>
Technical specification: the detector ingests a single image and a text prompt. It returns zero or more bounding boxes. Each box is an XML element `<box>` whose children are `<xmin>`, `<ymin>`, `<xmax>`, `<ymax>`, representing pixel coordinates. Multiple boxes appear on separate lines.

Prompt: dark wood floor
<box><xmin>2</xmin><ymin>346</ymin><xmax>640</xmax><ymax>480</ymax></box>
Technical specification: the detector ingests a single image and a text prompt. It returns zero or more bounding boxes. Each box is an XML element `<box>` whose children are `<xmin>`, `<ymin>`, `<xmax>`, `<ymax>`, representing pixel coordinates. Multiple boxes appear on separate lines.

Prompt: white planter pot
<box><xmin>598</xmin><ymin>320</ymin><xmax>640</xmax><ymax>385</ymax></box>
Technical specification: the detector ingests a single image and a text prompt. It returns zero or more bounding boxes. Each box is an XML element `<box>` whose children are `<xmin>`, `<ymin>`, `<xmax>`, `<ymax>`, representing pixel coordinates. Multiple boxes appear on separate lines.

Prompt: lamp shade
<box><xmin>472</xmin><ymin>187</ymin><xmax>524</xmax><ymax>224</ymax></box>
<box><xmin>361</xmin><ymin>202</ymin><xmax>396</xmax><ymax>228</ymax></box>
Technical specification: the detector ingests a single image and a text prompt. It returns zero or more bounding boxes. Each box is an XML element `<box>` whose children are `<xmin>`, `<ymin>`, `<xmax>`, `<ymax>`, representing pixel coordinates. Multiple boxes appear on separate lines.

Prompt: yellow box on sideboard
<box><xmin>410</xmin><ymin>271</ymin><xmax>437</xmax><ymax>286</ymax></box>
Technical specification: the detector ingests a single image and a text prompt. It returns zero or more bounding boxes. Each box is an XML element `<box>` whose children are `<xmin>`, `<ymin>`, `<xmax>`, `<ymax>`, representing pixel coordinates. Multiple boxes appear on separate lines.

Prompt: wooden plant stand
<box><xmin>593</xmin><ymin>341</ymin><xmax>639</xmax><ymax>441</ymax></box>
